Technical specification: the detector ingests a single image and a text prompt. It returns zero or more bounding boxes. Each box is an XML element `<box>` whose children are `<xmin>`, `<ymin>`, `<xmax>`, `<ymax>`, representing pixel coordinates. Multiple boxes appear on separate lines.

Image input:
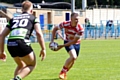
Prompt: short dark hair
<box><xmin>71</xmin><ymin>12</ymin><xmax>78</xmax><ymax>17</ymax></box>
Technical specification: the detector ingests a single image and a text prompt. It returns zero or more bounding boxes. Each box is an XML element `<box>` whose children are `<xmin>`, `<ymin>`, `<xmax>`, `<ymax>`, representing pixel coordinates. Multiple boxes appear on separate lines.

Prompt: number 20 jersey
<box><xmin>6</xmin><ymin>12</ymin><xmax>39</xmax><ymax>40</ymax></box>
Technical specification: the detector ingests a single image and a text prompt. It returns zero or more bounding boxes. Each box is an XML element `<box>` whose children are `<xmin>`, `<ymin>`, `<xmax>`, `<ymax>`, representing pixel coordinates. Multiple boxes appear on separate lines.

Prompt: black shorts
<box><xmin>7</xmin><ymin>39</ymin><xmax>33</xmax><ymax>57</ymax></box>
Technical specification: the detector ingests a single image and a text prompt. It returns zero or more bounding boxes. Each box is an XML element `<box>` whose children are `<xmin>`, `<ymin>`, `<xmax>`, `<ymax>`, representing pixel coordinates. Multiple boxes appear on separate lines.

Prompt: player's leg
<box><xmin>67</xmin><ymin>61</ymin><xmax>74</xmax><ymax>71</ymax></box>
<box><xmin>13</xmin><ymin>57</ymin><xmax>26</xmax><ymax>76</ymax></box>
<box><xmin>59</xmin><ymin>41</ymin><xmax>74</xmax><ymax>79</ymax></box>
<box><xmin>7</xmin><ymin>40</ymin><xmax>36</xmax><ymax>80</ymax></box>
<box><xmin>64</xmin><ymin>49</ymin><xmax>77</xmax><ymax>68</ymax></box>
<box><xmin>62</xmin><ymin>42</ymin><xmax>79</xmax><ymax>71</ymax></box>
<box><xmin>59</xmin><ymin>49</ymin><xmax>77</xmax><ymax>79</ymax></box>
<box><xmin>67</xmin><ymin>53</ymin><xmax>78</xmax><ymax>71</ymax></box>
<box><xmin>59</xmin><ymin>43</ymin><xmax>80</xmax><ymax>79</ymax></box>
<box><xmin>67</xmin><ymin>44</ymin><xmax>80</xmax><ymax>71</ymax></box>
<box><xmin>15</xmin><ymin>51</ymin><xmax>36</xmax><ymax>79</ymax></box>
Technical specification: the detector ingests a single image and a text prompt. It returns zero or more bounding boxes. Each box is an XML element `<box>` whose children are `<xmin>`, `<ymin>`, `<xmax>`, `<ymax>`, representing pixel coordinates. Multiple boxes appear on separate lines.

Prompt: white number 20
<box><xmin>12</xmin><ymin>19</ymin><xmax>29</xmax><ymax>28</ymax></box>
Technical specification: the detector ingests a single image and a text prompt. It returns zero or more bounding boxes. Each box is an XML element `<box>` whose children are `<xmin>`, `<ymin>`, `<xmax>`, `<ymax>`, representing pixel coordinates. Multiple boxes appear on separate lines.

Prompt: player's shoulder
<box><xmin>62</xmin><ymin>20</ymin><xmax>71</xmax><ymax>24</ymax></box>
<box><xmin>23</xmin><ymin>13</ymin><xmax>39</xmax><ymax>22</ymax></box>
<box><xmin>61</xmin><ymin>20</ymin><xmax>71</xmax><ymax>26</ymax></box>
<box><xmin>78</xmin><ymin>23</ymin><xmax>83</xmax><ymax>28</ymax></box>
<box><xmin>77</xmin><ymin>23</ymin><xmax>84</xmax><ymax>30</ymax></box>
<box><xmin>34</xmin><ymin>17</ymin><xmax>40</xmax><ymax>23</ymax></box>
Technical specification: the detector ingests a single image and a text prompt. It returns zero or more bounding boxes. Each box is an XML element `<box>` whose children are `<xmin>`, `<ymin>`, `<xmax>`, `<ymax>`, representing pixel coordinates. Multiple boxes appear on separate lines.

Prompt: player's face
<box><xmin>72</xmin><ymin>13</ymin><xmax>79</xmax><ymax>23</ymax></box>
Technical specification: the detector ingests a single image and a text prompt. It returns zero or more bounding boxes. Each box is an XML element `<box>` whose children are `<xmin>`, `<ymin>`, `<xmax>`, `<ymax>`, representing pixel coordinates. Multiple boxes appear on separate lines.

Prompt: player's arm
<box><xmin>57</xmin><ymin>30</ymin><xmax>64</xmax><ymax>40</ymax></box>
<box><xmin>34</xmin><ymin>23</ymin><xmax>46</xmax><ymax>50</ymax></box>
<box><xmin>0</xmin><ymin>19</ymin><xmax>11</xmax><ymax>53</ymax></box>
<box><xmin>0</xmin><ymin>27</ymin><xmax>10</xmax><ymax>52</ymax></box>
<box><xmin>54</xmin><ymin>35</ymin><xmax>81</xmax><ymax>51</ymax></box>
<box><xmin>51</xmin><ymin>26</ymin><xmax>59</xmax><ymax>42</ymax></box>
<box><xmin>34</xmin><ymin>18</ymin><xmax>46</xmax><ymax>61</ymax></box>
<box><xmin>63</xmin><ymin>36</ymin><xmax>79</xmax><ymax>47</ymax></box>
<box><xmin>51</xmin><ymin>23</ymin><xmax>64</xmax><ymax>42</ymax></box>
<box><xmin>34</xmin><ymin>17</ymin><xmax>46</xmax><ymax>50</ymax></box>
<box><xmin>58</xmin><ymin>30</ymin><xmax>84</xmax><ymax>48</ymax></box>
<box><xmin>0</xmin><ymin>27</ymin><xmax>10</xmax><ymax>61</ymax></box>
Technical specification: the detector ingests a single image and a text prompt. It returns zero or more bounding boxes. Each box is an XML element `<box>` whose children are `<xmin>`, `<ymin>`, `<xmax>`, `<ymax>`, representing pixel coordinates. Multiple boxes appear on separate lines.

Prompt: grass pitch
<box><xmin>0</xmin><ymin>39</ymin><xmax>120</xmax><ymax>80</ymax></box>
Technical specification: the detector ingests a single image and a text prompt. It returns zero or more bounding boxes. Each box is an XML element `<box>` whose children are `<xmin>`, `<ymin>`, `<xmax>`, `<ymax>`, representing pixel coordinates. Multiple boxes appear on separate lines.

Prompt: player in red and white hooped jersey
<box><xmin>49</xmin><ymin>12</ymin><xmax>84</xmax><ymax>79</ymax></box>
<box><xmin>58</xmin><ymin>20</ymin><xmax>84</xmax><ymax>44</ymax></box>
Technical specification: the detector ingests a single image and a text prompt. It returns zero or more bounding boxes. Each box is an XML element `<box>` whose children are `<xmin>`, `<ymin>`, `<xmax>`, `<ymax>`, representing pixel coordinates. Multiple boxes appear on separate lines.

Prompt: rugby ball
<box><xmin>50</xmin><ymin>42</ymin><xmax>58</xmax><ymax>51</ymax></box>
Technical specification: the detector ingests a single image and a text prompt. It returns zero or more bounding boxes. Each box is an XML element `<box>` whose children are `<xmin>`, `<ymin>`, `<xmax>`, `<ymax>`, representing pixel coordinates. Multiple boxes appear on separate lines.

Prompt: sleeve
<box><xmin>75</xmin><ymin>24</ymin><xmax>84</xmax><ymax>38</ymax></box>
<box><xmin>6</xmin><ymin>19</ymin><xmax>12</xmax><ymax>30</ymax></box>
<box><xmin>34</xmin><ymin>17</ymin><xmax>40</xmax><ymax>24</ymax></box>
<box><xmin>58</xmin><ymin>22</ymin><xmax>64</xmax><ymax>30</ymax></box>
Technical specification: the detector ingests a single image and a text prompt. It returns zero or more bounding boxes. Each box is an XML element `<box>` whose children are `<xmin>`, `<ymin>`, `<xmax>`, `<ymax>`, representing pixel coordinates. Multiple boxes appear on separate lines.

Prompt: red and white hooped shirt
<box><xmin>58</xmin><ymin>21</ymin><xmax>84</xmax><ymax>44</ymax></box>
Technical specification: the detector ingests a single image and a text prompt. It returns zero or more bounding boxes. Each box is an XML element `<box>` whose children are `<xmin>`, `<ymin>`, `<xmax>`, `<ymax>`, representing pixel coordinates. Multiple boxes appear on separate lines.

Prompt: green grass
<box><xmin>0</xmin><ymin>39</ymin><xmax>120</xmax><ymax>80</ymax></box>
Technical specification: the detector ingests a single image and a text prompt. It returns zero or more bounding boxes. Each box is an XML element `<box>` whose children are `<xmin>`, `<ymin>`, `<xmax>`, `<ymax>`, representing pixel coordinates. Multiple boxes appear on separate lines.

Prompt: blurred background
<box><xmin>0</xmin><ymin>0</ymin><xmax>120</xmax><ymax>42</ymax></box>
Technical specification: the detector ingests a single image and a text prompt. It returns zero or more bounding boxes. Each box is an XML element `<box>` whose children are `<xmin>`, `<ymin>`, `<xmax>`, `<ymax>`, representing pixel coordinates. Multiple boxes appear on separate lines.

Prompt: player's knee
<box><xmin>70</xmin><ymin>56</ymin><xmax>77</xmax><ymax>61</ymax></box>
<box><xmin>17</xmin><ymin>65</ymin><xmax>25</xmax><ymax>69</ymax></box>
<box><xmin>25</xmin><ymin>52</ymin><xmax>36</xmax><ymax>67</ymax></box>
<box><xmin>17</xmin><ymin>62</ymin><xmax>26</xmax><ymax>68</ymax></box>
<box><xmin>26</xmin><ymin>62</ymin><xmax>36</xmax><ymax>70</ymax></box>
<box><xmin>25</xmin><ymin>59</ymin><xmax>36</xmax><ymax>68</ymax></box>
<box><xmin>71</xmin><ymin>55</ymin><xmax>78</xmax><ymax>60</ymax></box>
<box><xmin>73</xmin><ymin>57</ymin><xmax>77</xmax><ymax>60</ymax></box>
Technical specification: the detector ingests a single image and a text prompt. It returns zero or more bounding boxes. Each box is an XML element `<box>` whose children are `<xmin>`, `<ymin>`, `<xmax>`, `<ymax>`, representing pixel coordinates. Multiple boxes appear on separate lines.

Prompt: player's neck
<box><xmin>22</xmin><ymin>10</ymin><xmax>31</xmax><ymax>14</ymax></box>
<box><xmin>71</xmin><ymin>22</ymin><xmax>77</xmax><ymax>27</ymax></box>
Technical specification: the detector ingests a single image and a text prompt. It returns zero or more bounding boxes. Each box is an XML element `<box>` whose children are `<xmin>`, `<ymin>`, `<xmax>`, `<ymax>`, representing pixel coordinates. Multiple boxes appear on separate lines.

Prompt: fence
<box><xmin>83</xmin><ymin>24</ymin><xmax>120</xmax><ymax>39</ymax></box>
<box><xmin>30</xmin><ymin>23</ymin><xmax>120</xmax><ymax>43</ymax></box>
<box><xmin>3</xmin><ymin>23</ymin><xmax>120</xmax><ymax>44</ymax></box>
<box><xmin>30</xmin><ymin>24</ymin><xmax>54</xmax><ymax>42</ymax></box>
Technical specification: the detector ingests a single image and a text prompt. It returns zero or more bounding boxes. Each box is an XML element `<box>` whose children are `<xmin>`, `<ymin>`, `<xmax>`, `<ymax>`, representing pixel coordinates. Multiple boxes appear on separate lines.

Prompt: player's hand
<box><xmin>78</xmin><ymin>30</ymin><xmax>84</xmax><ymax>36</ymax></box>
<box><xmin>39</xmin><ymin>50</ymin><xmax>46</xmax><ymax>61</ymax></box>
<box><xmin>0</xmin><ymin>52</ymin><xmax>7</xmax><ymax>62</ymax></box>
<box><xmin>54</xmin><ymin>45</ymin><xmax>64</xmax><ymax>51</ymax></box>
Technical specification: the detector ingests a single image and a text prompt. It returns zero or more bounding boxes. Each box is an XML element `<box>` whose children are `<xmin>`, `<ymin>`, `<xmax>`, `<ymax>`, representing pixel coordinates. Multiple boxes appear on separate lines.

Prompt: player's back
<box><xmin>7</xmin><ymin>12</ymin><xmax>37</xmax><ymax>40</ymax></box>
